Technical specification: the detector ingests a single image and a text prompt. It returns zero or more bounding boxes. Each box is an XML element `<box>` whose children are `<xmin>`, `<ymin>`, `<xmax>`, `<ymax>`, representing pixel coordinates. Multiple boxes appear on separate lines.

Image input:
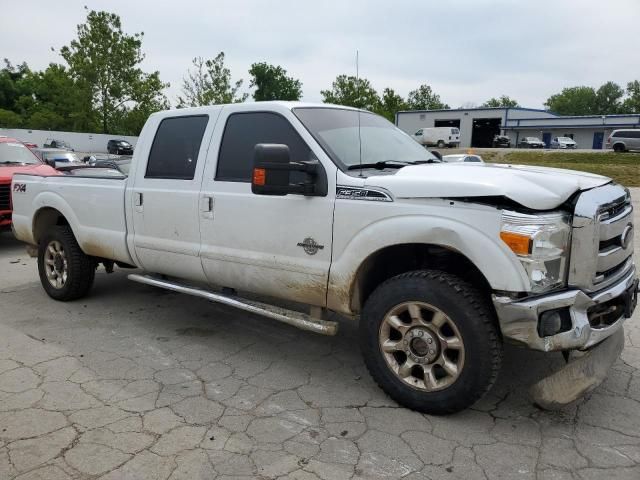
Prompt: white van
<box><xmin>413</xmin><ymin>127</ymin><xmax>460</xmax><ymax>148</ymax></box>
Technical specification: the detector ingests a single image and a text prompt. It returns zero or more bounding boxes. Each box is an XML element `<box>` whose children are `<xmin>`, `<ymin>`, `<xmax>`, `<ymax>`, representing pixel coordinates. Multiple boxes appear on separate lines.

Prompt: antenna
<box><xmin>356</xmin><ymin>50</ymin><xmax>363</xmax><ymax>176</ymax></box>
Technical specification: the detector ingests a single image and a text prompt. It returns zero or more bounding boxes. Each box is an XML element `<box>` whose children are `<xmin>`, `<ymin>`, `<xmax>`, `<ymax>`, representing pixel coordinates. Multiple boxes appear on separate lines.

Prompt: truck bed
<box><xmin>11</xmin><ymin>171</ymin><xmax>133</xmax><ymax>265</ymax></box>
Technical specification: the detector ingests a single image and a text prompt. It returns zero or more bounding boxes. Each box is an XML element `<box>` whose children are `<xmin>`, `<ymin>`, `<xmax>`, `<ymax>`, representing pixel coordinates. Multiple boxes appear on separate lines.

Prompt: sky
<box><xmin>1</xmin><ymin>0</ymin><xmax>639</xmax><ymax>109</ymax></box>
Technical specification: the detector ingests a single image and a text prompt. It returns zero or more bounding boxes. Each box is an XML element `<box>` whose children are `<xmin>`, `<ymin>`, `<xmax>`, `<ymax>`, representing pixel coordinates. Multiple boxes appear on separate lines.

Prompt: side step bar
<box><xmin>128</xmin><ymin>274</ymin><xmax>339</xmax><ymax>336</ymax></box>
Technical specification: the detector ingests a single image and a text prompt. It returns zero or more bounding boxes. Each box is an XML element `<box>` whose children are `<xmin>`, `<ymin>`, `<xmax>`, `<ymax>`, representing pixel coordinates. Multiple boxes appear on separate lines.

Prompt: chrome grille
<box><xmin>0</xmin><ymin>183</ymin><xmax>10</xmax><ymax>211</ymax></box>
<box><xmin>569</xmin><ymin>183</ymin><xmax>634</xmax><ymax>292</ymax></box>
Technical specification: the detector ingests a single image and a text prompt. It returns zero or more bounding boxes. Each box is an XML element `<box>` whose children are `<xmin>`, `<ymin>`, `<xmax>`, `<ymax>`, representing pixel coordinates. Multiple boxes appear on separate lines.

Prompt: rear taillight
<box><xmin>606</xmin><ymin>137</ymin><xmax>611</xmax><ymax>144</ymax></box>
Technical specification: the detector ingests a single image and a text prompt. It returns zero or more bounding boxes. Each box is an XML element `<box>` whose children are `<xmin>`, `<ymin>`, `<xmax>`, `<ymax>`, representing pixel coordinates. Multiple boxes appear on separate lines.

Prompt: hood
<box><xmin>0</xmin><ymin>163</ymin><xmax>58</xmax><ymax>179</ymax></box>
<box><xmin>367</xmin><ymin>163</ymin><xmax>610</xmax><ymax>210</ymax></box>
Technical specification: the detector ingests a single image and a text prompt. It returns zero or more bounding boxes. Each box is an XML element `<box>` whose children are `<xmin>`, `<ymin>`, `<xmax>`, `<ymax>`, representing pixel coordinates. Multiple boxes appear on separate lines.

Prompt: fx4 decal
<box><xmin>13</xmin><ymin>183</ymin><xmax>26</xmax><ymax>193</ymax></box>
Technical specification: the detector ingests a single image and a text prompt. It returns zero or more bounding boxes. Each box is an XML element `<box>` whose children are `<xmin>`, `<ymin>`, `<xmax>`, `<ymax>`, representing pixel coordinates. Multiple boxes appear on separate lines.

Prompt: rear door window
<box><xmin>145</xmin><ymin>115</ymin><xmax>209</xmax><ymax>180</ymax></box>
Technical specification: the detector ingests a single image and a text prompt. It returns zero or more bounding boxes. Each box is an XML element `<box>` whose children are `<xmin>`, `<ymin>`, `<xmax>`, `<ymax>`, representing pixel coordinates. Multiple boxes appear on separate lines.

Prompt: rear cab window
<box><xmin>145</xmin><ymin>115</ymin><xmax>209</xmax><ymax>180</ymax></box>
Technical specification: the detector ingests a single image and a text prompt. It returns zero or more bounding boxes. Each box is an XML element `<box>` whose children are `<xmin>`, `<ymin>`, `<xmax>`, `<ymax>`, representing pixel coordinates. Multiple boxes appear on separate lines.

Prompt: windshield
<box><xmin>0</xmin><ymin>142</ymin><xmax>41</xmax><ymax>165</ymax></box>
<box><xmin>294</xmin><ymin>107</ymin><xmax>438</xmax><ymax>169</ymax></box>
<box><xmin>43</xmin><ymin>152</ymin><xmax>80</xmax><ymax>162</ymax></box>
<box><xmin>558</xmin><ymin>137</ymin><xmax>573</xmax><ymax>141</ymax></box>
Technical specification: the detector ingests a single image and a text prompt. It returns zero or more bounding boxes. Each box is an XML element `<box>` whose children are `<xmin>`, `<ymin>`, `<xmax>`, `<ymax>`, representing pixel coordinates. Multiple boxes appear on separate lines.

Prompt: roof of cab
<box><xmin>150</xmin><ymin>101</ymin><xmax>362</xmax><ymax>119</ymax></box>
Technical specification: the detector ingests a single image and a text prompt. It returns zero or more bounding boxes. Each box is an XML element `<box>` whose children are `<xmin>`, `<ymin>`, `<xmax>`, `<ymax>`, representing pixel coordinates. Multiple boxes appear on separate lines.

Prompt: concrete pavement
<box><xmin>0</xmin><ymin>191</ymin><xmax>639</xmax><ymax>479</ymax></box>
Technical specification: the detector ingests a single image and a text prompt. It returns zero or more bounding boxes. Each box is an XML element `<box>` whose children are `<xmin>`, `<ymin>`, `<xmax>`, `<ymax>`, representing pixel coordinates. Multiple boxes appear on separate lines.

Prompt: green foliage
<box><xmin>0</xmin><ymin>60</ymin><xmax>30</xmax><ymax>111</ymax></box>
<box><xmin>178</xmin><ymin>53</ymin><xmax>248</xmax><ymax>107</ymax></box>
<box><xmin>375</xmin><ymin>88</ymin><xmax>407</xmax><ymax>122</ymax></box>
<box><xmin>545</xmin><ymin>86</ymin><xmax>597</xmax><ymax>115</ymax></box>
<box><xmin>0</xmin><ymin>108</ymin><xmax>22</xmax><ymax>127</ymax></box>
<box><xmin>406</xmin><ymin>84</ymin><xmax>449</xmax><ymax>110</ymax></box>
<box><xmin>60</xmin><ymin>9</ymin><xmax>169</xmax><ymax>134</ymax></box>
<box><xmin>595</xmin><ymin>81</ymin><xmax>625</xmax><ymax>114</ymax></box>
<box><xmin>482</xmin><ymin>95</ymin><xmax>519</xmax><ymax>108</ymax></box>
<box><xmin>544</xmin><ymin>82</ymin><xmax>630</xmax><ymax>115</ymax></box>
<box><xmin>623</xmin><ymin>80</ymin><xmax>640</xmax><ymax>113</ymax></box>
<box><xmin>248</xmin><ymin>63</ymin><xmax>302</xmax><ymax>101</ymax></box>
<box><xmin>320</xmin><ymin>75</ymin><xmax>381</xmax><ymax>111</ymax></box>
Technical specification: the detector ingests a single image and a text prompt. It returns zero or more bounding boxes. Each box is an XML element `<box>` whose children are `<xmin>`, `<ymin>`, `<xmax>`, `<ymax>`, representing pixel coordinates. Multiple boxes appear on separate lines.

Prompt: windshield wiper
<box><xmin>347</xmin><ymin>160</ymin><xmax>414</xmax><ymax>170</ymax></box>
<box><xmin>347</xmin><ymin>159</ymin><xmax>441</xmax><ymax>170</ymax></box>
<box><xmin>0</xmin><ymin>161</ymin><xmax>29</xmax><ymax>165</ymax></box>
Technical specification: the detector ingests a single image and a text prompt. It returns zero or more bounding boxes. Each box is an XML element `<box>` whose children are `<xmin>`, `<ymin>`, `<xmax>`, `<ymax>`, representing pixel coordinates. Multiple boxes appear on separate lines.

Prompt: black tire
<box><xmin>613</xmin><ymin>143</ymin><xmax>625</xmax><ymax>153</ymax></box>
<box><xmin>360</xmin><ymin>270</ymin><xmax>502</xmax><ymax>415</ymax></box>
<box><xmin>436</xmin><ymin>140</ymin><xmax>446</xmax><ymax>148</ymax></box>
<box><xmin>38</xmin><ymin>226</ymin><xmax>96</xmax><ymax>301</ymax></box>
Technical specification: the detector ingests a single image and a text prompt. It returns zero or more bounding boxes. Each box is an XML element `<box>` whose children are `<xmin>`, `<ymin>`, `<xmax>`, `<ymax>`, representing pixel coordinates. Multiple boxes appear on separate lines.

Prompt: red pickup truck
<box><xmin>0</xmin><ymin>137</ymin><xmax>57</xmax><ymax>231</ymax></box>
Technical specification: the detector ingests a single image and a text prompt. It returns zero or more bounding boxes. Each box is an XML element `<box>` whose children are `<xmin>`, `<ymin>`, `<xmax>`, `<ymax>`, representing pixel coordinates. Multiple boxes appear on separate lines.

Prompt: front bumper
<box><xmin>493</xmin><ymin>267</ymin><xmax>637</xmax><ymax>352</ymax></box>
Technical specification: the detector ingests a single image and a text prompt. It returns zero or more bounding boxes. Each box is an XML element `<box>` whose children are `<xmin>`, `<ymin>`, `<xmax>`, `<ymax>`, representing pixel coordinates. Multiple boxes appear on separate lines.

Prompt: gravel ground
<box><xmin>0</xmin><ymin>190</ymin><xmax>639</xmax><ymax>480</ymax></box>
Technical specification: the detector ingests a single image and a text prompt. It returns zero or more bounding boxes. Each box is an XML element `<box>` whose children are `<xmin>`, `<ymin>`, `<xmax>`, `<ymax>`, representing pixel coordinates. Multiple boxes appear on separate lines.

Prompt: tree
<box><xmin>0</xmin><ymin>60</ymin><xmax>30</xmax><ymax>112</ymax></box>
<box><xmin>375</xmin><ymin>88</ymin><xmax>407</xmax><ymax>122</ymax></box>
<box><xmin>248</xmin><ymin>62</ymin><xmax>302</xmax><ymax>101</ymax></box>
<box><xmin>622</xmin><ymin>80</ymin><xmax>640</xmax><ymax>113</ymax></box>
<box><xmin>177</xmin><ymin>53</ymin><xmax>248</xmax><ymax>107</ymax></box>
<box><xmin>406</xmin><ymin>84</ymin><xmax>449</xmax><ymax>110</ymax></box>
<box><xmin>595</xmin><ymin>81</ymin><xmax>625</xmax><ymax>114</ymax></box>
<box><xmin>544</xmin><ymin>86</ymin><xmax>597</xmax><ymax>115</ymax></box>
<box><xmin>320</xmin><ymin>75</ymin><xmax>380</xmax><ymax>111</ymax></box>
<box><xmin>482</xmin><ymin>95</ymin><xmax>519</xmax><ymax>108</ymax></box>
<box><xmin>0</xmin><ymin>108</ymin><xmax>22</xmax><ymax>127</ymax></box>
<box><xmin>60</xmin><ymin>9</ymin><xmax>169</xmax><ymax>134</ymax></box>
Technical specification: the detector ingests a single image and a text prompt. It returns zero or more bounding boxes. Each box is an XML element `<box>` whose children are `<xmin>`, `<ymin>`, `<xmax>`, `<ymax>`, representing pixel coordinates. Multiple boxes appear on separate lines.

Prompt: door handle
<box><xmin>200</xmin><ymin>195</ymin><xmax>214</xmax><ymax>219</ymax></box>
<box><xmin>134</xmin><ymin>192</ymin><xmax>143</xmax><ymax>207</ymax></box>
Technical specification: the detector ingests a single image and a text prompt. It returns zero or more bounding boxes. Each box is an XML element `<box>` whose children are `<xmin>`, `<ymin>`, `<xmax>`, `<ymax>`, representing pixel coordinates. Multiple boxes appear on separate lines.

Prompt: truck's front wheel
<box><xmin>360</xmin><ymin>270</ymin><xmax>502</xmax><ymax>414</ymax></box>
<box><xmin>38</xmin><ymin>226</ymin><xmax>96</xmax><ymax>301</ymax></box>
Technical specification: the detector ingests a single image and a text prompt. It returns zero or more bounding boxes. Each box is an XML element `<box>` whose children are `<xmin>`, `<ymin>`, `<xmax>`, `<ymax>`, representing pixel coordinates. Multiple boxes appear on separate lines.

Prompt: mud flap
<box><xmin>530</xmin><ymin>327</ymin><xmax>625</xmax><ymax>410</ymax></box>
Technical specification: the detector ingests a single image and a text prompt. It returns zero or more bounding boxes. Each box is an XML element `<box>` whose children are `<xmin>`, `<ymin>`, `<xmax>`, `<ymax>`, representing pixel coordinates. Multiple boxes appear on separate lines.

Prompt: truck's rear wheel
<box><xmin>436</xmin><ymin>140</ymin><xmax>446</xmax><ymax>148</ymax></box>
<box><xmin>360</xmin><ymin>270</ymin><xmax>502</xmax><ymax>414</ymax></box>
<box><xmin>38</xmin><ymin>226</ymin><xmax>96</xmax><ymax>301</ymax></box>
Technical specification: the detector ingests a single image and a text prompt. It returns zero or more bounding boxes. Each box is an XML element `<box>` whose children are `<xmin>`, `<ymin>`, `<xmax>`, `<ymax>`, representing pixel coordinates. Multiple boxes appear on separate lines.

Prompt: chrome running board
<box><xmin>128</xmin><ymin>273</ymin><xmax>338</xmax><ymax>336</ymax></box>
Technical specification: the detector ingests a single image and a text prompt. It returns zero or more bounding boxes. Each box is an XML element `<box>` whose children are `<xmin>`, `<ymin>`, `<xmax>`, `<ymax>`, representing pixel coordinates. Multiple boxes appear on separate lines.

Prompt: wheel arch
<box><xmin>348</xmin><ymin>243</ymin><xmax>494</xmax><ymax>314</ymax></box>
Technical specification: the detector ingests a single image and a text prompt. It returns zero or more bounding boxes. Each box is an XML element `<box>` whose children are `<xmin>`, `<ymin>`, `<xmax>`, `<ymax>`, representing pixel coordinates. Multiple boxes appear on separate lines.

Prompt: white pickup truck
<box><xmin>11</xmin><ymin>102</ymin><xmax>638</xmax><ymax>414</ymax></box>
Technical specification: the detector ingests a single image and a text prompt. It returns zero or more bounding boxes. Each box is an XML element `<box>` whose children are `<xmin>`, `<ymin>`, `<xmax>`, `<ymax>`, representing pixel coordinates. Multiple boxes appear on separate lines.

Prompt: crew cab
<box><xmin>10</xmin><ymin>102</ymin><xmax>638</xmax><ymax>414</ymax></box>
<box><xmin>0</xmin><ymin>137</ymin><xmax>57</xmax><ymax>231</ymax></box>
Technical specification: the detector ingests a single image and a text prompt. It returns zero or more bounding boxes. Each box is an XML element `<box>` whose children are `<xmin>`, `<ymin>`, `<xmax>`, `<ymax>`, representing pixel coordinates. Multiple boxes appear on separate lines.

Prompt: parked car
<box><xmin>0</xmin><ymin>137</ymin><xmax>57</xmax><ymax>231</ymax></box>
<box><xmin>107</xmin><ymin>139</ymin><xmax>134</xmax><ymax>155</ymax></box>
<box><xmin>607</xmin><ymin>129</ymin><xmax>640</xmax><ymax>152</ymax></box>
<box><xmin>492</xmin><ymin>135</ymin><xmax>511</xmax><ymax>148</ymax></box>
<box><xmin>33</xmin><ymin>148</ymin><xmax>83</xmax><ymax>167</ymax></box>
<box><xmin>551</xmin><ymin>137</ymin><xmax>577</xmax><ymax>149</ymax></box>
<box><xmin>43</xmin><ymin>139</ymin><xmax>73</xmax><ymax>150</ymax></box>
<box><xmin>518</xmin><ymin>137</ymin><xmax>545</xmax><ymax>148</ymax></box>
<box><xmin>21</xmin><ymin>142</ymin><xmax>38</xmax><ymax>149</ymax></box>
<box><xmin>413</xmin><ymin>127</ymin><xmax>460</xmax><ymax>148</ymax></box>
<box><xmin>11</xmin><ymin>102</ymin><xmax>637</xmax><ymax>414</ymax></box>
<box><xmin>442</xmin><ymin>154</ymin><xmax>484</xmax><ymax>163</ymax></box>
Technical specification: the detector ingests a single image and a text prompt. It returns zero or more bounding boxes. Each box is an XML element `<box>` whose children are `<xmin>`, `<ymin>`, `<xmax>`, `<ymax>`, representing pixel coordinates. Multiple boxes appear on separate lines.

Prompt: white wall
<box><xmin>0</xmin><ymin>128</ymin><xmax>138</xmax><ymax>153</ymax></box>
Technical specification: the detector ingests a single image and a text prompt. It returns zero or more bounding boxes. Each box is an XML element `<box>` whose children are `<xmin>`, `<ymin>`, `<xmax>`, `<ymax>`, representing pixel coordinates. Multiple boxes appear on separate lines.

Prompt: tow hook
<box><xmin>529</xmin><ymin>328</ymin><xmax>625</xmax><ymax>410</ymax></box>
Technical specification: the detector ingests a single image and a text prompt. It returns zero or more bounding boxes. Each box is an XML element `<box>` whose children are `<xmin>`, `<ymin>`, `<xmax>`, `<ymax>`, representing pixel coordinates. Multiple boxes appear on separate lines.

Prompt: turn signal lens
<box><xmin>500</xmin><ymin>231</ymin><xmax>531</xmax><ymax>255</ymax></box>
<box><xmin>252</xmin><ymin>168</ymin><xmax>266</xmax><ymax>186</ymax></box>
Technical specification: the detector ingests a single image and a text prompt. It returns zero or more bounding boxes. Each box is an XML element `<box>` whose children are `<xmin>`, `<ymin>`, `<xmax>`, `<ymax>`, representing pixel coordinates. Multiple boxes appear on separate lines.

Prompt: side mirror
<box><xmin>45</xmin><ymin>158</ymin><xmax>56</xmax><ymax>168</ymax></box>
<box><xmin>251</xmin><ymin>144</ymin><xmax>326</xmax><ymax>196</ymax></box>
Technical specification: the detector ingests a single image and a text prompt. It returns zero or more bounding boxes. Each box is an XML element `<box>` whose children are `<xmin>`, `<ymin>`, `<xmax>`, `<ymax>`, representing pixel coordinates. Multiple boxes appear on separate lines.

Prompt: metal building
<box><xmin>395</xmin><ymin>107</ymin><xmax>640</xmax><ymax>149</ymax></box>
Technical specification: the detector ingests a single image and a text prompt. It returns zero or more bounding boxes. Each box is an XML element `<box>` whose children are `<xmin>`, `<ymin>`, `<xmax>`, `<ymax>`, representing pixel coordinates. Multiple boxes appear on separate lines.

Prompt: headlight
<box><xmin>500</xmin><ymin>210</ymin><xmax>571</xmax><ymax>293</ymax></box>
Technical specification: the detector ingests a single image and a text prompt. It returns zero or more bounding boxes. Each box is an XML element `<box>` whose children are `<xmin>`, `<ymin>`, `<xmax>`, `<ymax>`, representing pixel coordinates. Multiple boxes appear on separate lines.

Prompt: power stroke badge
<box><xmin>297</xmin><ymin>237</ymin><xmax>324</xmax><ymax>255</ymax></box>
